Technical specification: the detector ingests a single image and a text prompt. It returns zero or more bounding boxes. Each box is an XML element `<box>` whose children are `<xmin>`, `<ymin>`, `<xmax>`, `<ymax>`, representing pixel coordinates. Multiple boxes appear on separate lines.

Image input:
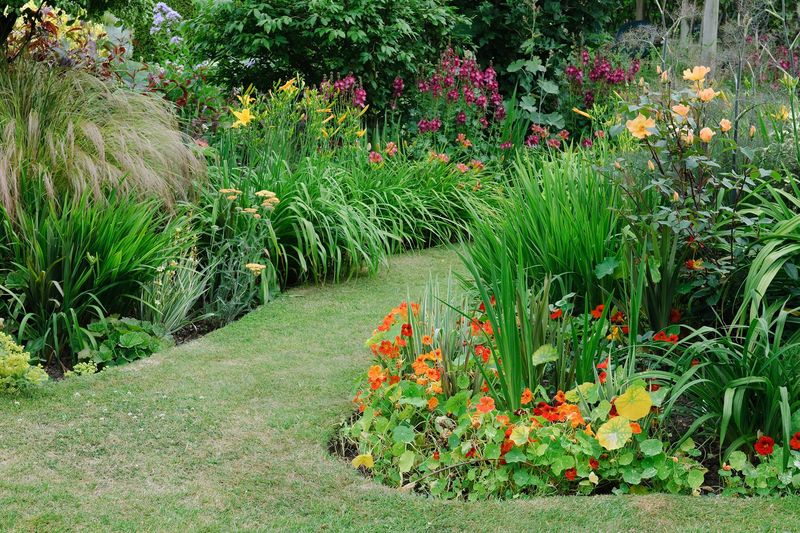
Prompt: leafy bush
<box><xmin>82</xmin><ymin>316</ymin><xmax>170</xmax><ymax>366</ymax></box>
<box><xmin>187</xmin><ymin>0</ymin><xmax>463</xmax><ymax>108</ymax></box>
<box><xmin>0</xmin><ymin>330</ymin><xmax>47</xmax><ymax>393</ymax></box>
<box><xmin>0</xmin><ymin>59</ymin><xmax>202</xmax><ymax>216</ymax></box>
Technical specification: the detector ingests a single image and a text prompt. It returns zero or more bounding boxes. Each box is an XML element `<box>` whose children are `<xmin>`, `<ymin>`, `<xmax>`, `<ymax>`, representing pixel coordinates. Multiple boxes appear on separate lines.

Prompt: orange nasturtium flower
<box><xmin>520</xmin><ymin>388</ymin><xmax>533</xmax><ymax>405</ymax></box>
<box><xmin>626</xmin><ymin>114</ymin><xmax>656</xmax><ymax>139</ymax></box>
<box><xmin>427</xmin><ymin>397</ymin><xmax>439</xmax><ymax>410</ymax></box>
<box><xmin>476</xmin><ymin>396</ymin><xmax>495</xmax><ymax>413</ymax></box>
<box><xmin>421</xmin><ymin>335</ymin><xmax>433</xmax><ymax>346</ymax></box>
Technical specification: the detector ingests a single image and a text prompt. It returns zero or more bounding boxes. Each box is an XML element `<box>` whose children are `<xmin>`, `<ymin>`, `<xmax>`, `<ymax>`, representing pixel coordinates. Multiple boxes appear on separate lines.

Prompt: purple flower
<box><xmin>353</xmin><ymin>87</ymin><xmax>367</xmax><ymax>108</ymax></box>
<box><xmin>393</xmin><ymin>76</ymin><xmax>404</xmax><ymax>98</ymax></box>
<box><xmin>455</xmin><ymin>111</ymin><xmax>466</xmax><ymax>125</ymax></box>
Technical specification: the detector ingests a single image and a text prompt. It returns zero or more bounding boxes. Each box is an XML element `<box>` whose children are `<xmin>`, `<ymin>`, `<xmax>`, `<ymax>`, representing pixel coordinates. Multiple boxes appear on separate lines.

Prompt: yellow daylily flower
<box><xmin>337</xmin><ymin>112</ymin><xmax>349</xmax><ymax>124</ymax></box>
<box><xmin>572</xmin><ymin>107</ymin><xmax>593</xmax><ymax>119</ymax></box>
<box><xmin>279</xmin><ymin>78</ymin><xmax>298</xmax><ymax>93</ymax></box>
<box><xmin>355</xmin><ymin>128</ymin><xmax>367</xmax><ymax>138</ymax></box>
<box><xmin>231</xmin><ymin>107</ymin><xmax>254</xmax><ymax>128</ymax></box>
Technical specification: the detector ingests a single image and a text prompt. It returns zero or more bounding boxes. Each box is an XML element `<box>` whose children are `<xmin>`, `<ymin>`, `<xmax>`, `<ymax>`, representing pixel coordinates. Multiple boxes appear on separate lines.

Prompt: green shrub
<box><xmin>0</xmin><ymin>60</ymin><xmax>203</xmax><ymax>216</ymax></box>
<box><xmin>0</xmin><ymin>330</ymin><xmax>48</xmax><ymax>393</ymax></box>
<box><xmin>81</xmin><ymin>316</ymin><xmax>171</xmax><ymax>366</ymax></box>
<box><xmin>187</xmin><ymin>0</ymin><xmax>463</xmax><ymax>108</ymax></box>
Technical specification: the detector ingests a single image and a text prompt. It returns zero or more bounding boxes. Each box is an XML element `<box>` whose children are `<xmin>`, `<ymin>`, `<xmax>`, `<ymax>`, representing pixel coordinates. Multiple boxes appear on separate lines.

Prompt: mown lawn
<box><xmin>1</xmin><ymin>247</ymin><xmax>799</xmax><ymax>532</ymax></box>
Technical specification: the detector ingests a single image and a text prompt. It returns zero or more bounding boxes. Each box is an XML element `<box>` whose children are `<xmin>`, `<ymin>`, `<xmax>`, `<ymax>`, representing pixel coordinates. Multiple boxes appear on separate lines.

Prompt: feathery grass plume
<box><xmin>0</xmin><ymin>59</ymin><xmax>203</xmax><ymax>216</ymax></box>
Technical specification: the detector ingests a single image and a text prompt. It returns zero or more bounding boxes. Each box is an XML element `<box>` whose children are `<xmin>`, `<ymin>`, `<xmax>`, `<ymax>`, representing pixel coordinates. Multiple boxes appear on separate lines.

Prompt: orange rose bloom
<box><xmin>699</xmin><ymin>127</ymin><xmax>715</xmax><ymax>143</ymax></box>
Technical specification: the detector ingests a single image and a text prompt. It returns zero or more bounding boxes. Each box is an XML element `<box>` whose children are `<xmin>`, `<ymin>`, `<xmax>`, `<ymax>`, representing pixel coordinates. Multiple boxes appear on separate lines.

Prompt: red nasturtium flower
<box><xmin>401</xmin><ymin>323</ymin><xmax>413</xmax><ymax>337</ymax></box>
<box><xmin>597</xmin><ymin>357</ymin><xmax>609</xmax><ymax>369</ymax></box>
<box><xmin>549</xmin><ymin>308</ymin><xmax>563</xmax><ymax>320</ymax></box>
<box><xmin>520</xmin><ymin>387</ymin><xmax>533</xmax><ymax>405</ymax></box>
<box><xmin>790</xmin><ymin>432</ymin><xmax>800</xmax><ymax>451</ymax></box>
<box><xmin>630</xmin><ymin>422</ymin><xmax>642</xmax><ymax>434</ymax></box>
<box><xmin>564</xmin><ymin>467</ymin><xmax>578</xmax><ymax>481</ymax></box>
<box><xmin>589</xmin><ymin>458</ymin><xmax>599</xmax><ymax>470</ymax></box>
<box><xmin>591</xmin><ymin>304</ymin><xmax>605</xmax><ymax>319</ymax></box>
<box><xmin>610</xmin><ymin>310</ymin><xmax>625</xmax><ymax>323</ymax></box>
<box><xmin>669</xmin><ymin>308</ymin><xmax>682</xmax><ymax>323</ymax></box>
<box><xmin>475</xmin><ymin>345</ymin><xmax>491</xmax><ymax>363</ymax></box>
<box><xmin>476</xmin><ymin>396</ymin><xmax>496</xmax><ymax>413</ymax></box>
<box><xmin>598</xmin><ymin>371</ymin><xmax>607</xmax><ymax>384</ymax></box>
<box><xmin>755</xmin><ymin>435</ymin><xmax>775</xmax><ymax>456</ymax></box>
<box><xmin>433</xmin><ymin>450</ymin><xmax>440</xmax><ymax>461</ymax></box>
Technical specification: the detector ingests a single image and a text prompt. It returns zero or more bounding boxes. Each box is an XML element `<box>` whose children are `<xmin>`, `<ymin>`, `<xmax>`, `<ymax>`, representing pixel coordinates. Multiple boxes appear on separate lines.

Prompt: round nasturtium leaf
<box><xmin>351</xmin><ymin>454</ymin><xmax>374</xmax><ymax>469</ymax></box>
<box><xmin>596</xmin><ymin>416</ymin><xmax>633</xmax><ymax>450</ymax></box>
<box><xmin>510</xmin><ymin>424</ymin><xmax>531</xmax><ymax>446</ymax></box>
<box><xmin>615</xmin><ymin>386</ymin><xmax>652</xmax><ymax>421</ymax></box>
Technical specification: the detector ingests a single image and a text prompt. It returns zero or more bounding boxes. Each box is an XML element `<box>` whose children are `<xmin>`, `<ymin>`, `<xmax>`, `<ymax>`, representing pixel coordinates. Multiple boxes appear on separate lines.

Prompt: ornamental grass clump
<box><xmin>0</xmin><ymin>59</ymin><xmax>202</xmax><ymax>216</ymax></box>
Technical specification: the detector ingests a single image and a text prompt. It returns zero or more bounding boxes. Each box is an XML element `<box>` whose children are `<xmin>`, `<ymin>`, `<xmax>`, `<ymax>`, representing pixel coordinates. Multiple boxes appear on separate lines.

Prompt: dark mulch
<box><xmin>172</xmin><ymin>318</ymin><xmax>219</xmax><ymax>345</ymax></box>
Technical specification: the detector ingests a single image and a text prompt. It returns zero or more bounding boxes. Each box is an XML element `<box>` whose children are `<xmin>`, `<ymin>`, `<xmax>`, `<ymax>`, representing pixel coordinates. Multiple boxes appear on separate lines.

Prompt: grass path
<box><xmin>1</xmin><ymin>247</ymin><xmax>799</xmax><ymax>532</ymax></box>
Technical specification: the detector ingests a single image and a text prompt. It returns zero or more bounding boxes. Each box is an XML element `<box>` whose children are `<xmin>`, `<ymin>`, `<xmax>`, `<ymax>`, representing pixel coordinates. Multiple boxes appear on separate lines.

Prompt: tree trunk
<box><xmin>700</xmin><ymin>0</ymin><xmax>719</xmax><ymax>68</ymax></box>
<box><xmin>635</xmin><ymin>0</ymin><xmax>646</xmax><ymax>20</ymax></box>
<box><xmin>680</xmin><ymin>0</ymin><xmax>692</xmax><ymax>47</ymax></box>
